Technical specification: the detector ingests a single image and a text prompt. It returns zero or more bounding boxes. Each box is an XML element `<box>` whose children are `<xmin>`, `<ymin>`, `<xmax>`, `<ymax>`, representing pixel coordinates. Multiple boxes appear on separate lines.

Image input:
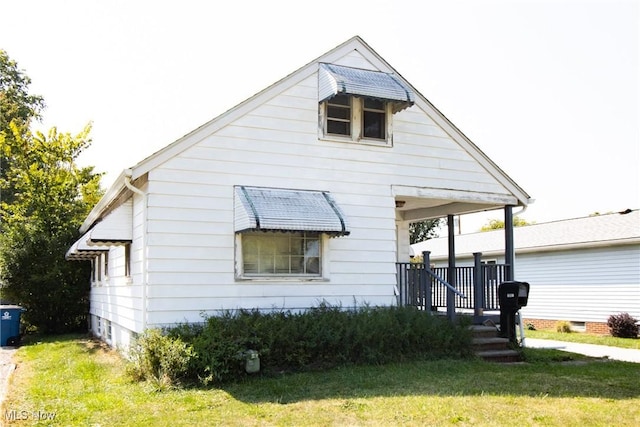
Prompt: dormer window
<box><xmin>363</xmin><ymin>98</ymin><xmax>386</xmax><ymax>139</ymax></box>
<box><xmin>318</xmin><ymin>63</ymin><xmax>414</xmax><ymax>145</ymax></box>
<box><xmin>325</xmin><ymin>95</ymin><xmax>389</xmax><ymax>141</ymax></box>
<box><xmin>326</xmin><ymin>94</ymin><xmax>351</xmax><ymax>136</ymax></box>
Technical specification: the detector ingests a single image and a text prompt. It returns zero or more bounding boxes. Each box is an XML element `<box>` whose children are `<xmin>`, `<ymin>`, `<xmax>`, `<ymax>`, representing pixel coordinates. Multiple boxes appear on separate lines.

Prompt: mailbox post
<box><xmin>498</xmin><ymin>281</ymin><xmax>530</xmax><ymax>344</ymax></box>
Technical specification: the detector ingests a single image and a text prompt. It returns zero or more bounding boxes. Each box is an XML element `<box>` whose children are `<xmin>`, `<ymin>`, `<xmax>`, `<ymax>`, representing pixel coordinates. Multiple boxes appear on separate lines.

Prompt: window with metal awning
<box><xmin>234</xmin><ymin>186</ymin><xmax>350</xmax><ymax>237</ymax></box>
<box><xmin>318</xmin><ymin>63</ymin><xmax>414</xmax><ymax>113</ymax></box>
<box><xmin>318</xmin><ymin>63</ymin><xmax>414</xmax><ymax>143</ymax></box>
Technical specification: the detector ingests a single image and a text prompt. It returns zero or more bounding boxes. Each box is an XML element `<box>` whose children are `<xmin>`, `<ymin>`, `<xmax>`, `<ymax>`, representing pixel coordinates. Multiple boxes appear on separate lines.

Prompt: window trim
<box><xmin>235</xmin><ymin>232</ymin><xmax>330</xmax><ymax>281</ymax></box>
<box><xmin>124</xmin><ymin>243</ymin><xmax>132</xmax><ymax>278</ymax></box>
<box><xmin>320</xmin><ymin>95</ymin><xmax>393</xmax><ymax>146</ymax></box>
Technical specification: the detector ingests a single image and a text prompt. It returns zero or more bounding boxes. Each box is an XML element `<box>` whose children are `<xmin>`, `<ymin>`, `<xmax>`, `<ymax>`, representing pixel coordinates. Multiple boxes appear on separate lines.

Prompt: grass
<box><xmin>525</xmin><ymin>329</ymin><xmax>640</xmax><ymax>349</ymax></box>
<box><xmin>2</xmin><ymin>334</ymin><xmax>640</xmax><ymax>426</ymax></box>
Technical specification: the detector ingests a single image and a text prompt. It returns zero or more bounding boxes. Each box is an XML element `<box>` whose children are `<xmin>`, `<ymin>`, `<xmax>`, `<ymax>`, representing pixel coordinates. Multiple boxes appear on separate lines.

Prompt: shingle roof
<box><xmin>412</xmin><ymin>210</ymin><xmax>640</xmax><ymax>258</ymax></box>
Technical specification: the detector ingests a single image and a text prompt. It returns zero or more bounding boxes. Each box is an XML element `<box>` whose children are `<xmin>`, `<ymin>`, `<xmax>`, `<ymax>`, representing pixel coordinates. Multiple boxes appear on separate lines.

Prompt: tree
<box><xmin>1</xmin><ymin>49</ymin><xmax>46</xmax><ymax>207</ymax></box>
<box><xmin>409</xmin><ymin>218</ymin><xmax>442</xmax><ymax>244</ymax></box>
<box><xmin>0</xmin><ymin>51</ymin><xmax>103</xmax><ymax>333</ymax></box>
<box><xmin>480</xmin><ymin>216</ymin><xmax>532</xmax><ymax>231</ymax></box>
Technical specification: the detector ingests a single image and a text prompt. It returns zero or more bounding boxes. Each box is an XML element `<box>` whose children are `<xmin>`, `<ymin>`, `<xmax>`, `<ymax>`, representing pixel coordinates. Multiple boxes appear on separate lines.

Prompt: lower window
<box><xmin>241</xmin><ymin>232</ymin><xmax>321</xmax><ymax>276</ymax></box>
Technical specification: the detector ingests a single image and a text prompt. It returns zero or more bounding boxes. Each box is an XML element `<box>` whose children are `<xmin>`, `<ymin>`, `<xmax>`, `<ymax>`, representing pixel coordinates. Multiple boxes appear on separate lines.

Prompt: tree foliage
<box><xmin>0</xmin><ymin>51</ymin><xmax>103</xmax><ymax>333</ymax></box>
<box><xmin>409</xmin><ymin>219</ymin><xmax>442</xmax><ymax>244</ymax></box>
<box><xmin>480</xmin><ymin>216</ymin><xmax>531</xmax><ymax>231</ymax></box>
<box><xmin>1</xmin><ymin>49</ymin><xmax>46</xmax><ymax>206</ymax></box>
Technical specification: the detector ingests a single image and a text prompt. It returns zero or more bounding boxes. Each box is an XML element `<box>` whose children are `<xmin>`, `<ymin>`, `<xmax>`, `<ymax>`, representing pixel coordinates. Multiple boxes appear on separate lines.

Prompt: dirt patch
<box><xmin>0</xmin><ymin>347</ymin><xmax>18</xmax><ymax>406</ymax></box>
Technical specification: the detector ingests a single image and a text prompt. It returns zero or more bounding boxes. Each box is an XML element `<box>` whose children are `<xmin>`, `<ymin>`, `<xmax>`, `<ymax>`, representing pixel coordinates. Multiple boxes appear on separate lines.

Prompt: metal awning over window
<box><xmin>86</xmin><ymin>199</ymin><xmax>133</xmax><ymax>246</ymax></box>
<box><xmin>235</xmin><ymin>186</ymin><xmax>349</xmax><ymax>236</ymax></box>
<box><xmin>65</xmin><ymin>232</ymin><xmax>109</xmax><ymax>261</ymax></box>
<box><xmin>66</xmin><ymin>199</ymin><xmax>132</xmax><ymax>260</ymax></box>
<box><xmin>318</xmin><ymin>63</ymin><xmax>414</xmax><ymax>113</ymax></box>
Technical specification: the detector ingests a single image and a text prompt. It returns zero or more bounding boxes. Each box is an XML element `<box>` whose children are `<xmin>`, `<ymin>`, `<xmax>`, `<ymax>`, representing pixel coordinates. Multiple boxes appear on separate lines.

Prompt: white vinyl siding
<box><xmin>430</xmin><ymin>245</ymin><xmax>640</xmax><ymax>324</ymax></box>
<box><xmin>89</xmin><ymin>193</ymin><xmax>145</xmax><ymax>339</ymax></box>
<box><xmin>517</xmin><ymin>245</ymin><xmax>640</xmax><ymax>323</ymax></box>
<box><xmin>109</xmin><ymin>50</ymin><xmax>520</xmax><ymax>327</ymax></box>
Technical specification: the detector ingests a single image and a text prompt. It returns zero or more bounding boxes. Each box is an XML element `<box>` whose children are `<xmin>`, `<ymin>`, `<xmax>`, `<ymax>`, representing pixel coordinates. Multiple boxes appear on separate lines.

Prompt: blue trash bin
<box><xmin>1</xmin><ymin>305</ymin><xmax>24</xmax><ymax>346</ymax></box>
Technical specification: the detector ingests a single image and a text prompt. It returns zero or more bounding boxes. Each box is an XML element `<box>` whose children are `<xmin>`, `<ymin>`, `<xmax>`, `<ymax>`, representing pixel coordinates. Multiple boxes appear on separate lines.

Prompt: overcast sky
<box><xmin>2</xmin><ymin>0</ymin><xmax>638</xmax><ymax>232</ymax></box>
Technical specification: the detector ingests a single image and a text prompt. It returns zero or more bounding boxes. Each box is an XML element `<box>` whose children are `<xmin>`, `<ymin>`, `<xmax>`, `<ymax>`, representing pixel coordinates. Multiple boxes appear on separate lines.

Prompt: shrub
<box><xmin>126</xmin><ymin>328</ymin><xmax>194</xmax><ymax>390</ymax></box>
<box><xmin>607</xmin><ymin>313</ymin><xmax>639</xmax><ymax>338</ymax></box>
<box><xmin>555</xmin><ymin>321</ymin><xmax>572</xmax><ymax>333</ymax></box>
<box><xmin>168</xmin><ymin>304</ymin><xmax>473</xmax><ymax>384</ymax></box>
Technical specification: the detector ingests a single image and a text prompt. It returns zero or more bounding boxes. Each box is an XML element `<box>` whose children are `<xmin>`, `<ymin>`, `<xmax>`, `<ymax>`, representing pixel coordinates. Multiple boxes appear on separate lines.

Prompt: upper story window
<box><xmin>318</xmin><ymin>63</ymin><xmax>414</xmax><ymax>145</ymax></box>
<box><xmin>326</xmin><ymin>94</ymin><xmax>352</xmax><ymax>136</ymax></box>
<box><xmin>362</xmin><ymin>98</ymin><xmax>386</xmax><ymax>139</ymax></box>
<box><xmin>325</xmin><ymin>95</ymin><xmax>389</xmax><ymax>142</ymax></box>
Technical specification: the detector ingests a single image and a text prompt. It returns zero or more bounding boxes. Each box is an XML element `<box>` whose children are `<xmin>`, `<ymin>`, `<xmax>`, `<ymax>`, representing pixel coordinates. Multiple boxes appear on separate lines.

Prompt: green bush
<box><xmin>126</xmin><ymin>328</ymin><xmax>194</xmax><ymax>390</ymax></box>
<box><xmin>607</xmin><ymin>313</ymin><xmax>639</xmax><ymax>338</ymax></box>
<box><xmin>168</xmin><ymin>304</ymin><xmax>473</xmax><ymax>384</ymax></box>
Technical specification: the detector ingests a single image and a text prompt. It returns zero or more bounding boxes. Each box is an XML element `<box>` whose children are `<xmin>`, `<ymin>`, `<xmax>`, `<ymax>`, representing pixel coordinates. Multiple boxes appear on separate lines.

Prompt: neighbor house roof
<box><xmin>412</xmin><ymin>210</ymin><xmax>640</xmax><ymax>258</ymax></box>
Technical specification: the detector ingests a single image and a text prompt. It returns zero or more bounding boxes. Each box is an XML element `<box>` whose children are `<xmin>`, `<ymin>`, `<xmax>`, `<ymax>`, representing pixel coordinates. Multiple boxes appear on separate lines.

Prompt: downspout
<box><xmin>504</xmin><ymin>206</ymin><xmax>515</xmax><ymax>282</ymax></box>
<box><xmin>123</xmin><ymin>171</ymin><xmax>148</xmax><ymax>331</ymax></box>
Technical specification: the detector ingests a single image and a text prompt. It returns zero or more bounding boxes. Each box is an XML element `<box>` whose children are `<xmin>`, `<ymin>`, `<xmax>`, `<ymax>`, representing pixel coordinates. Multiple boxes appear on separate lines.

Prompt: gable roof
<box><xmin>80</xmin><ymin>36</ymin><xmax>531</xmax><ymax>233</ymax></box>
<box><xmin>412</xmin><ymin>210</ymin><xmax>640</xmax><ymax>258</ymax></box>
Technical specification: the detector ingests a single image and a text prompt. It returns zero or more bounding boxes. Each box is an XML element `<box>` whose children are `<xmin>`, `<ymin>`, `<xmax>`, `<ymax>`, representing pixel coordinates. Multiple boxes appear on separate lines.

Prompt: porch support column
<box><xmin>473</xmin><ymin>252</ymin><xmax>484</xmax><ymax>318</ymax></box>
<box><xmin>447</xmin><ymin>214</ymin><xmax>456</xmax><ymax>321</ymax></box>
<box><xmin>504</xmin><ymin>205</ymin><xmax>515</xmax><ymax>281</ymax></box>
<box><xmin>422</xmin><ymin>251</ymin><xmax>432</xmax><ymax>313</ymax></box>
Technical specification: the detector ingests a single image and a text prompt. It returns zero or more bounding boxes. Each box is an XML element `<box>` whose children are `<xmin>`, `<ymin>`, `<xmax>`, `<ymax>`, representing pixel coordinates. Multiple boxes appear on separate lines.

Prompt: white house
<box><xmin>66</xmin><ymin>36</ymin><xmax>531</xmax><ymax>348</ymax></box>
<box><xmin>411</xmin><ymin>210</ymin><xmax>640</xmax><ymax>334</ymax></box>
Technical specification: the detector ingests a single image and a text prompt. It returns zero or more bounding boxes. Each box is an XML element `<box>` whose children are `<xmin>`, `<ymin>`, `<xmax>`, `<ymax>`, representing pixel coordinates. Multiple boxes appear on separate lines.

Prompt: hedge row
<box><xmin>138</xmin><ymin>304</ymin><xmax>473</xmax><ymax>385</ymax></box>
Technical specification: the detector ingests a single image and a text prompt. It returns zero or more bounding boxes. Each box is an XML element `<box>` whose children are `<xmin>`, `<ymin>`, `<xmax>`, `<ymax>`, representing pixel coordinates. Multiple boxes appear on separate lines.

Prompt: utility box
<box><xmin>244</xmin><ymin>350</ymin><xmax>260</xmax><ymax>374</ymax></box>
<box><xmin>1</xmin><ymin>305</ymin><xmax>24</xmax><ymax>347</ymax></box>
<box><xmin>498</xmin><ymin>282</ymin><xmax>530</xmax><ymax>344</ymax></box>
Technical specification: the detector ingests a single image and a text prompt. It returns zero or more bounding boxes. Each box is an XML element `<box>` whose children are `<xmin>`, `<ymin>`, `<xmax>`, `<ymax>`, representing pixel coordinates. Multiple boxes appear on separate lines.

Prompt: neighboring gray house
<box><xmin>412</xmin><ymin>210</ymin><xmax>640</xmax><ymax>333</ymax></box>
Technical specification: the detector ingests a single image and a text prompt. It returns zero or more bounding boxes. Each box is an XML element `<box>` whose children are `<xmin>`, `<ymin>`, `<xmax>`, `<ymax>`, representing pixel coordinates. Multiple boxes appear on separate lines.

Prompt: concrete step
<box><xmin>470</xmin><ymin>325</ymin><xmax>522</xmax><ymax>362</ymax></box>
<box><xmin>476</xmin><ymin>349</ymin><xmax>522</xmax><ymax>363</ymax></box>
<box><xmin>472</xmin><ymin>337</ymin><xmax>511</xmax><ymax>352</ymax></box>
<box><xmin>469</xmin><ymin>325</ymin><xmax>500</xmax><ymax>338</ymax></box>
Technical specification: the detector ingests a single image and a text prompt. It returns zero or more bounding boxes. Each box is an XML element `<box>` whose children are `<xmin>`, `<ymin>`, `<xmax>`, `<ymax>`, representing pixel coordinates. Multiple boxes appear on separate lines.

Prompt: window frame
<box><xmin>124</xmin><ymin>243</ymin><xmax>132</xmax><ymax>278</ymax></box>
<box><xmin>235</xmin><ymin>231</ymin><xmax>328</xmax><ymax>280</ymax></box>
<box><xmin>320</xmin><ymin>95</ymin><xmax>393</xmax><ymax>145</ymax></box>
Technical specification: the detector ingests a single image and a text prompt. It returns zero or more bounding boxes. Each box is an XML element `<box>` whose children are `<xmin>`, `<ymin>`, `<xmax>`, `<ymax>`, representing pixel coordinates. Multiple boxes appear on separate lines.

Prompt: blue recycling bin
<box><xmin>1</xmin><ymin>305</ymin><xmax>24</xmax><ymax>346</ymax></box>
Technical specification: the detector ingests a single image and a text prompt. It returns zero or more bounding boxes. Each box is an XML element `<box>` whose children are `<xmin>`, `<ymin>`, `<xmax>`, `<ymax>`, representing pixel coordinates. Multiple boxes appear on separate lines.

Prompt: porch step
<box><xmin>469</xmin><ymin>325</ymin><xmax>522</xmax><ymax>363</ymax></box>
<box><xmin>472</xmin><ymin>337</ymin><xmax>511</xmax><ymax>352</ymax></box>
<box><xmin>469</xmin><ymin>325</ymin><xmax>500</xmax><ymax>339</ymax></box>
<box><xmin>475</xmin><ymin>349</ymin><xmax>522</xmax><ymax>363</ymax></box>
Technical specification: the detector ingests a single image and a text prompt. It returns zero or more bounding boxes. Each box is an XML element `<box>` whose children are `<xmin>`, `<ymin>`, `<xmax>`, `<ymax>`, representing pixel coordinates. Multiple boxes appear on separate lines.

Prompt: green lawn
<box><xmin>3</xmin><ymin>334</ymin><xmax>640</xmax><ymax>426</ymax></box>
<box><xmin>525</xmin><ymin>329</ymin><xmax>640</xmax><ymax>349</ymax></box>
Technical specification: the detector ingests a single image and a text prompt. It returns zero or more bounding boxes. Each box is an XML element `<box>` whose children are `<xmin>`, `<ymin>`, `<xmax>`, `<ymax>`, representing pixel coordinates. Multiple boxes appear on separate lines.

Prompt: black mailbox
<box><xmin>498</xmin><ymin>281</ymin><xmax>530</xmax><ymax>344</ymax></box>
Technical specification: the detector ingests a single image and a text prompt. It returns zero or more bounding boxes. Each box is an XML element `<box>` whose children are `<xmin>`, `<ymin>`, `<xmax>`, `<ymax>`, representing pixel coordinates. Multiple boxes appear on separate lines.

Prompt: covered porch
<box><xmin>394</xmin><ymin>185</ymin><xmax>526</xmax><ymax>323</ymax></box>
